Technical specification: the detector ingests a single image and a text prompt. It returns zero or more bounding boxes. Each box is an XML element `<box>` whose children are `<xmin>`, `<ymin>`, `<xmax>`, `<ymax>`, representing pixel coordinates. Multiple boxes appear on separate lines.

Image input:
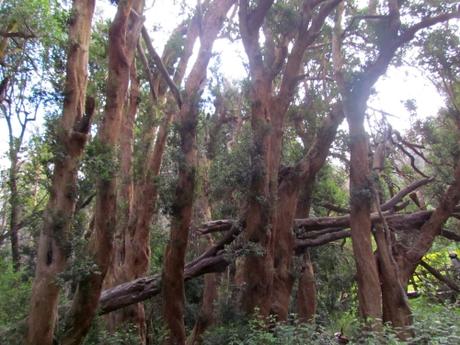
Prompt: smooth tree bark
<box><xmin>26</xmin><ymin>1</ymin><xmax>96</xmax><ymax>344</ymax></box>
<box><xmin>371</xmin><ymin>137</ymin><xmax>413</xmax><ymax>338</ymax></box>
<box><xmin>296</xmin><ymin>252</ymin><xmax>316</xmax><ymax>322</ymax></box>
<box><xmin>238</xmin><ymin>0</ymin><xmax>341</xmax><ymax>316</ymax></box>
<box><xmin>161</xmin><ymin>1</ymin><xmax>235</xmax><ymax>343</ymax></box>
<box><xmin>271</xmin><ymin>103</ymin><xmax>344</xmax><ymax>320</ymax></box>
<box><xmin>103</xmin><ymin>65</ymin><xmax>140</xmax><ymax>338</ymax></box>
<box><xmin>60</xmin><ymin>1</ymin><xmax>144</xmax><ymax>344</ymax></box>
<box><xmin>103</xmin><ymin>17</ymin><xmax>199</xmax><ymax>340</ymax></box>
<box><xmin>332</xmin><ymin>0</ymin><xmax>460</xmax><ymax>324</ymax></box>
<box><xmin>96</xmin><ymin>203</ymin><xmax>455</xmax><ymax>315</ymax></box>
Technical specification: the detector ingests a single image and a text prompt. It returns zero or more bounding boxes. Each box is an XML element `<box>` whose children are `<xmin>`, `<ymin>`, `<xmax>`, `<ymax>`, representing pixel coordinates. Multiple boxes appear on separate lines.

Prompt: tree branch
<box><xmin>141</xmin><ymin>27</ymin><xmax>182</xmax><ymax>107</ymax></box>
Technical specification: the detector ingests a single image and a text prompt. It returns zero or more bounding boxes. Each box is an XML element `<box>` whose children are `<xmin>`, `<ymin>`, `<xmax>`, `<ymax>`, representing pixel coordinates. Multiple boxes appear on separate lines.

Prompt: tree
<box><xmin>161</xmin><ymin>1</ymin><xmax>236</xmax><ymax>343</ymax></box>
<box><xmin>26</xmin><ymin>1</ymin><xmax>96</xmax><ymax>344</ymax></box>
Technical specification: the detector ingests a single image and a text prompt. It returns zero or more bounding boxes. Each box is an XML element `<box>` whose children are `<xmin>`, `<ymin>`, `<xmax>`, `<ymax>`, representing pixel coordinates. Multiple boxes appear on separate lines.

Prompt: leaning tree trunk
<box><xmin>161</xmin><ymin>1</ymin><xmax>235</xmax><ymax>343</ymax></box>
<box><xmin>60</xmin><ymin>1</ymin><xmax>144</xmax><ymax>344</ymax></box>
<box><xmin>398</xmin><ymin>126</ymin><xmax>460</xmax><ymax>285</ymax></box>
<box><xmin>26</xmin><ymin>1</ymin><xmax>96</xmax><ymax>344</ymax></box>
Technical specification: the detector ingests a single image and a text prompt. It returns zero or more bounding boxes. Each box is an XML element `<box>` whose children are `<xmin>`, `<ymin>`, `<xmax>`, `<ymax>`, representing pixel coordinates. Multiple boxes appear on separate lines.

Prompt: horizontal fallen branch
<box><xmin>99</xmin><ymin>204</ymin><xmax>459</xmax><ymax>314</ymax></box>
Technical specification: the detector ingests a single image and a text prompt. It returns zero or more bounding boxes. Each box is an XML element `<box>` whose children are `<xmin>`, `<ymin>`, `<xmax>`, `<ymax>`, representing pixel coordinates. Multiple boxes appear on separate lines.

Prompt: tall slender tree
<box><xmin>161</xmin><ymin>1</ymin><xmax>236</xmax><ymax>343</ymax></box>
<box><xmin>26</xmin><ymin>1</ymin><xmax>96</xmax><ymax>344</ymax></box>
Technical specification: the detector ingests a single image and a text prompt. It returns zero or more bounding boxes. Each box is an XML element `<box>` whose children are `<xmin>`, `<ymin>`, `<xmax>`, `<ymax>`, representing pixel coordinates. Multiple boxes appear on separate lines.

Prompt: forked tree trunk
<box><xmin>270</xmin><ymin>104</ymin><xmax>343</xmax><ymax>320</ymax></box>
<box><xmin>60</xmin><ymin>1</ymin><xmax>144</xmax><ymax>344</ymax></box>
<box><xmin>26</xmin><ymin>1</ymin><xmax>96</xmax><ymax>344</ymax></box>
<box><xmin>372</xmin><ymin>139</ymin><xmax>413</xmax><ymax>339</ymax></box>
<box><xmin>238</xmin><ymin>0</ymin><xmax>341</xmax><ymax>316</ymax></box>
<box><xmin>161</xmin><ymin>1</ymin><xmax>235</xmax><ymax>343</ymax></box>
<box><xmin>103</xmin><ymin>17</ymin><xmax>198</xmax><ymax>340</ymax></box>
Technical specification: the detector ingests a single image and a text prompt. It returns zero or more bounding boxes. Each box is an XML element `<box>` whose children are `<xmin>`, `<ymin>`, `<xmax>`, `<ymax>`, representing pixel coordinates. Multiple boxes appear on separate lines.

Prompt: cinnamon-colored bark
<box><xmin>399</xmin><ymin>133</ymin><xmax>460</xmax><ymax>285</ymax></box>
<box><xmin>296</xmin><ymin>253</ymin><xmax>316</xmax><ymax>322</ymax></box>
<box><xmin>60</xmin><ymin>2</ymin><xmax>144</xmax><ymax>344</ymax></box>
<box><xmin>96</xmin><ymin>204</ymin><xmax>458</xmax><ymax>315</ymax></box>
<box><xmin>271</xmin><ymin>104</ymin><xmax>343</xmax><ymax>320</ymax></box>
<box><xmin>372</xmin><ymin>139</ymin><xmax>413</xmax><ymax>339</ymax></box>
<box><xmin>161</xmin><ymin>1</ymin><xmax>235</xmax><ymax>343</ymax></box>
<box><xmin>333</xmin><ymin>2</ymin><xmax>460</xmax><ymax>324</ymax></box>
<box><xmin>26</xmin><ymin>1</ymin><xmax>96</xmax><ymax>344</ymax></box>
<box><xmin>103</xmin><ymin>16</ymin><xmax>198</xmax><ymax>341</ymax></box>
<box><xmin>104</xmin><ymin>65</ymin><xmax>141</xmax><ymax>339</ymax></box>
<box><xmin>239</xmin><ymin>0</ymin><xmax>341</xmax><ymax>316</ymax></box>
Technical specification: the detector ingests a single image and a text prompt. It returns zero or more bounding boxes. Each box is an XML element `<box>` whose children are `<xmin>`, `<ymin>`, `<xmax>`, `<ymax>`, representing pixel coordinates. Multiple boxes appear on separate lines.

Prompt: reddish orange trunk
<box><xmin>371</xmin><ymin>139</ymin><xmax>413</xmax><ymax>338</ymax></box>
<box><xmin>296</xmin><ymin>253</ymin><xmax>316</xmax><ymax>323</ymax></box>
<box><xmin>104</xmin><ymin>65</ymin><xmax>141</xmax><ymax>339</ymax></box>
<box><xmin>238</xmin><ymin>0</ymin><xmax>341</xmax><ymax>316</ymax></box>
<box><xmin>271</xmin><ymin>105</ymin><xmax>343</xmax><ymax>320</ymax></box>
<box><xmin>399</xmin><ymin>130</ymin><xmax>460</xmax><ymax>285</ymax></box>
<box><xmin>347</xmin><ymin>114</ymin><xmax>382</xmax><ymax>322</ymax></box>
<box><xmin>161</xmin><ymin>1</ymin><xmax>235</xmax><ymax>343</ymax></box>
<box><xmin>26</xmin><ymin>1</ymin><xmax>96</xmax><ymax>344</ymax></box>
<box><xmin>60</xmin><ymin>2</ymin><xmax>144</xmax><ymax>344</ymax></box>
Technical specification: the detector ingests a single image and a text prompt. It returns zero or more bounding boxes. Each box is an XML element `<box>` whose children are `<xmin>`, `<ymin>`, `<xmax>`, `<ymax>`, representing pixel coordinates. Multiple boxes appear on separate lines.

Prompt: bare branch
<box><xmin>141</xmin><ymin>27</ymin><xmax>182</xmax><ymax>107</ymax></box>
<box><xmin>381</xmin><ymin>178</ymin><xmax>433</xmax><ymax>211</ymax></box>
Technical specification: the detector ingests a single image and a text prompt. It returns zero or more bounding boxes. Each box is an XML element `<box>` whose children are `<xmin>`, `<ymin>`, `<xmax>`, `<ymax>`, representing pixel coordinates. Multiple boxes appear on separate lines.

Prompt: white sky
<box><xmin>0</xmin><ymin>1</ymin><xmax>448</xmax><ymax>168</ymax></box>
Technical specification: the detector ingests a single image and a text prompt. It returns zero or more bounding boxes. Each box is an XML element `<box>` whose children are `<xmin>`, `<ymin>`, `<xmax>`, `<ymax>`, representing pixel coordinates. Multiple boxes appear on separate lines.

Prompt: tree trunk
<box><xmin>60</xmin><ymin>1</ymin><xmax>144</xmax><ymax>344</ymax></box>
<box><xmin>238</xmin><ymin>0</ymin><xmax>341</xmax><ymax>316</ymax></box>
<box><xmin>346</xmin><ymin>108</ymin><xmax>382</xmax><ymax>323</ymax></box>
<box><xmin>161</xmin><ymin>1</ymin><xmax>235</xmax><ymax>343</ymax></box>
<box><xmin>103</xmin><ymin>16</ymin><xmax>199</xmax><ymax>341</ymax></box>
<box><xmin>270</xmin><ymin>105</ymin><xmax>343</xmax><ymax>320</ymax></box>
<box><xmin>8</xmin><ymin>153</ymin><xmax>20</xmax><ymax>271</ymax></box>
<box><xmin>296</xmin><ymin>253</ymin><xmax>316</xmax><ymax>323</ymax></box>
<box><xmin>372</xmin><ymin>139</ymin><xmax>413</xmax><ymax>339</ymax></box>
<box><xmin>26</xmin><ymin>1</ymin><xmax>96</xmax><ymax>344</ymax></box>
<box><xmin>399</xmin><ymin>139</ymin><xmax>460</xmax><ymax>286</ymax></box>
<box><xmin>104</xmin><ymin>64</ymin><xmax>141</xmax><ymax>339</ymax></box>
<box><xmin>187</xmin><ymin>269</ymin><xmax>219</xmax><ymax>345</ymax></box>
<box><xmin>187</xmin><ymin>132</ymin><xmax>220</xmax><ymax>345</ymax></box>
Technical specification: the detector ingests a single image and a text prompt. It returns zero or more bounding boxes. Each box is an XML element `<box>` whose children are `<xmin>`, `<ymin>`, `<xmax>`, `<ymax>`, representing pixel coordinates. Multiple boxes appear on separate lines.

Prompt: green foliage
<box><xmin>82</xmin><ymin>138</ymin><xmax>119</xmax><ymax>182</ymax></box>
<box><xmin>409</xmin><ymin>297</ymin><xmax>460</xmax><ymax>344</ymax></box>
<box><xmin>56</xmin><ymin>238</ymin><xmax>99</xmax><ymax>288</ymax></box>
<box><xmin>82</xmin><ymin>316</ymin><xmax>140</xmax><ymax>345</ymax></box>
<box><xmin>209</xmin><ymin>124</ymin><xmax>252</xmax><ymax>219</ymax></box>
<box><xmin>311</xmin><ymin>164</ymin><xmax>348</xmax><ymax>216</ymax></box>
<box><xmin>0</xmin><ymin>258</ymin><xmax>31</xmax><ymax>327</ymax></box>
<box><xmin>310</xmin><ymin>244</ymin><xmax>356</xmax><ymax>322</ymax></box>
<box><xmin>203</xmin><ymin>315</ymin><xmax>337</xmax><ymax>345</ymax></box>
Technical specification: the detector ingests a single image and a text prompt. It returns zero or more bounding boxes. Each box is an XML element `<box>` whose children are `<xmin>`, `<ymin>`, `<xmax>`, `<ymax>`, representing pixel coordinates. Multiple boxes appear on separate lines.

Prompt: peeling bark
<box><xmin>271</xmin><ymin>104</ymin><xmax>343</xmax><ymax>320</ymax></box>
<box><xmin>161</xmin><ymin>1</ymin><xmax>235</xmax><ymax>343</ymax></box>
<box><xmin>26</xmin><ymin>1</ymin><xmax>96</xmax><ymax>344</ymax></box>
<box><xmin>60</xmin><ymin>1</ymin><xmax>144</xmax><ymax>344</ymax></box>
<box><xmin>239</xmin><ymin>0</ymin><xmax>341</xmax><ymax>316</ymax></box>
